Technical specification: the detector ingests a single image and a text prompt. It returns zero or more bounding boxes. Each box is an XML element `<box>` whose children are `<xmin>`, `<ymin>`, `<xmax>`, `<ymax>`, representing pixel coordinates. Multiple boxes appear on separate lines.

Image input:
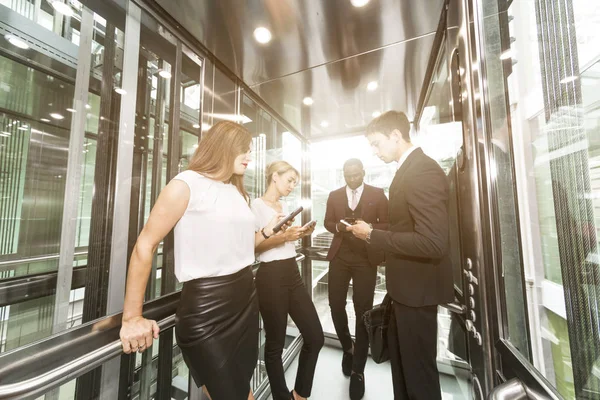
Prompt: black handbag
<box><xmin>363</xmin><ymin>294</ymin><xmax>392</xmax><ymax>364</ymax></box>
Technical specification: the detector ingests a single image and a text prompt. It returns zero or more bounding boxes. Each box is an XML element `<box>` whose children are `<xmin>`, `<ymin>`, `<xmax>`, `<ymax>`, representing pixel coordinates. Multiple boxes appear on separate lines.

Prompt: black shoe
<box><xmin>350</xmin><ymin>373</ymin><xmax>365</xmax><ymax>400</ymax></box>
<box><xmin>342</xmin><ymin>351</ymin><xmax>353</xmax><ymax>377</ymax></box>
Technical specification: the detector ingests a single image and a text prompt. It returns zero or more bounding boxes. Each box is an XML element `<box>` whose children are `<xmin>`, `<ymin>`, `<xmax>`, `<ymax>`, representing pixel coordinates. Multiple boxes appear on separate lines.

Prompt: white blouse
<box><xmin>251</xmin><ymin>198</ymin><xmax>297</xmax><ymax>263</ymax></box>
<box><xmin>172</xmin><ymin>170</ymin><xmax>255</xmax><ymax>281</ymax></box>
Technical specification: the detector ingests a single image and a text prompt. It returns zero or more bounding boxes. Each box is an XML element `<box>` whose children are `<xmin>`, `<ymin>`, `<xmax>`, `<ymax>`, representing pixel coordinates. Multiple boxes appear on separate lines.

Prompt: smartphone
<box><xmin>340</xmin><ymin>219</ymin><xmax>352</xmax><ymax>227</ymax></box>
<box><xmin>344</xmin><ymin>217</ymin><xmax>357</xmax><ymax>225</ymax></box>
<box><xmin>273</xmin><ymin>206</ymin><xmax>303</xmax><ymax>233</ymax></box>
<box><xmin>302</xmin><ymin>220</ymin><xmax>317</xmax><ymax>230</ymax></box>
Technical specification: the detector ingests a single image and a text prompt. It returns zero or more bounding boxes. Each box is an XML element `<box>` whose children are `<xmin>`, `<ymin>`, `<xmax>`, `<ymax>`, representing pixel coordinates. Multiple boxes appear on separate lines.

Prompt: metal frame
<box><xmin>52</xmin><ymin>6</ymin><xmax>94</xmax><ymax>335</ymax></box>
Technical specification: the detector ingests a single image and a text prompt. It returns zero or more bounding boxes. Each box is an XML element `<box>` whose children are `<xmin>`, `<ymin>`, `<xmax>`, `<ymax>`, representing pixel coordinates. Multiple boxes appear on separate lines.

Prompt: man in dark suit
<box><xmin>348</xmin><ymin>111</ymin><xmax>454</xmax><ymax>400</ymax></box>
<box><xmin>324</xmin><ymin>158</ymin><xmax>389</xmax><ymax>400</ymax></box>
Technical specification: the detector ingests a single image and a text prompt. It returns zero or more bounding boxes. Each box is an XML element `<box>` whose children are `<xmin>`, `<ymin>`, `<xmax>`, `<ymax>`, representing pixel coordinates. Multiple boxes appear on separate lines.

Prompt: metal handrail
<box><xmin>0</xmin><ymin>315</ymin><xmax>176</xmax><ymax>400</ymax></box>
<box><xmin>488</xmin><ymin>378</ymin><xmax>550</xmax><ymax>400</ymax></box>
<box><xmin>0</xmin><ymin>251</ymin><xmax>88</xmax><ymax>268</ymax></box>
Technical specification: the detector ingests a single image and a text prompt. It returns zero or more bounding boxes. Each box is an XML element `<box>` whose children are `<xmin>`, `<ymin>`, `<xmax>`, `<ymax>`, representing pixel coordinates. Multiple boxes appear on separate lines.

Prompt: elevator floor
<box><xmin>268</xmin><ymin>345</ymin><xmax>472</xmax><ymax>399</ymax></box>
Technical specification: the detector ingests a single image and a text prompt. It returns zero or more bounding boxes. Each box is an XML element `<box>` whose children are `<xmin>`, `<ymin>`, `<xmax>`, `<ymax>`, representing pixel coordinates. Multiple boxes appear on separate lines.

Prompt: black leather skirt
<box><xmin>175</xmin><ymin>266</ymin><xmax>259</xmax><ymax>399</ymax></box>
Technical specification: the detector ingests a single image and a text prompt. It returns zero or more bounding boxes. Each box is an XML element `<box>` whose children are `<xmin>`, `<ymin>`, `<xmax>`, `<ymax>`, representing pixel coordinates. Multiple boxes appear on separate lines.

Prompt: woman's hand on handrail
<box><xmin>120</xmin><ymin>316</ymin><xmax>159</xmax><ymax>354</ymax></box>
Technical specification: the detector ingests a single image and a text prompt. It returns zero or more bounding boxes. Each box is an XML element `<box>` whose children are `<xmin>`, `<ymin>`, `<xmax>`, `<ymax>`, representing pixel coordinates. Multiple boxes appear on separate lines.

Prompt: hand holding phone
<box><xmin>340</xmin><ymin>219</ymin><xmax>352</xmax><ymax>227</ymax></box>
<box><xmin>302</xmin><ymin>220</ymin><xmax>317</xmax><ymax>230</ymax></box>
<box><xmin>273</xmin><ymin>206</ymin><xmax>303</xmax><ymax>233</ymax></box>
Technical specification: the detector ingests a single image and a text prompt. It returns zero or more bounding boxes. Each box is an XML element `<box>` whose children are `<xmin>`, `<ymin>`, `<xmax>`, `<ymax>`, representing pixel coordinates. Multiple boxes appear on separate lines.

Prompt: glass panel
<box><xmin>416</xmin><ymin>40</ymin><xmax>464</xmax><ymax>295</ymax></box>
<box><xmin>416</xmin><ymin>39</ymin><xmax>468</xmax><ymax>367</ymax></box>
<box><xmin>309</xmin><ymin>137</ymin><xmax>395</xmax><ymax>335</ymax></box>
<box><xmin>480</xmin><ymin>0</ymin><xmax>600</xmax><ymax>397</ymax></box>
<box><xmin>0</xmin><ymin>0</ymin><xmax>121</xmax><ymax>348</ymax></box>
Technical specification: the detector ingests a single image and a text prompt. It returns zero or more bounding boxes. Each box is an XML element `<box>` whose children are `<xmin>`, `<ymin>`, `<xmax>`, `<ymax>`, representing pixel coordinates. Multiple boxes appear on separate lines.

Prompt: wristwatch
<box><xmin>366</xmin><ymin>228</ymin><xmax>373</xmax><ymax>244</ymax></box>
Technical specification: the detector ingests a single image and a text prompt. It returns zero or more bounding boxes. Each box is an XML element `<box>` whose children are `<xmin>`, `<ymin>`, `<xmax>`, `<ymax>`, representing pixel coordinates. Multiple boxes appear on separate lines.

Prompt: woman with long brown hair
<box><xmin>119</xmin><ymin>121</ymin><xmax>283</xmax><ymax>400</ymax></box>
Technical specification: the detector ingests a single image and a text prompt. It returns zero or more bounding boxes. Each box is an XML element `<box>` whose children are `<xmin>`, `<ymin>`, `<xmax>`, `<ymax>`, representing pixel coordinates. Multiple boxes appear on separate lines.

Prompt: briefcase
<box><xmin>363</xmin><ymin>294</ymin><xmax>392</xmax><ymax>364</ymax></box>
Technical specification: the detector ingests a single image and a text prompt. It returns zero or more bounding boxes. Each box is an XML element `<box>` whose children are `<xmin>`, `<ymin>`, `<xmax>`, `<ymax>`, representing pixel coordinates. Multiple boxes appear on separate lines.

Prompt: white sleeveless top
<box><xmin>251</xmin><ymin>198</ymin><xmax>297</xmax><ymax>263</ymax></box>
<box><xmin>172</xmin><ymin>170</ymin><xmax>255</xmax><ymax>281</ymax></box>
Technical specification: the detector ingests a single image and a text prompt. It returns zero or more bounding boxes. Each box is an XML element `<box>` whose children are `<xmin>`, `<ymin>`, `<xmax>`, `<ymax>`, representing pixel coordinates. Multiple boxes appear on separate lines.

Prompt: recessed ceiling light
<box><xmin>66</xmin><ymin>108</ymin><xmax>76</xmax><ymax>113</ymax></box>
<box><xmin>50</xmin><ymin>113</ymin><xmax>64</xmax><ymax>120</ymax></box>
<box><xmin>367</xmin><ymin>81</ymin><xmax>378</xmax><ymax>91</ymax></box>
<box><xmin>303</xmin><ymin>97</ymin><xmax>314</xmax><ymax>106</ymax></box>
<box><xmin>41</xmin><ymin>118</ymin><xmax>51</xmax><ymax>122</ymax></box>
<box><xmin>51</xmin><ymin>1</ymin><xmax>74</xmax><ymax>17</ymax></box>
<box><xmin>193</xmin><ymin>123</ymin><xmax>200</xmax><ymax>129</ymax></box>
<box><xmin>5</xmin><ymin>34</ymin><xmax>29</xmax><ymax>49</ymax></box>
<box><xmin>159</xmin><ymin>70</ymin><xmax>172</xmax><ymax>79</ymax></box>
<box><xmin>320</xmin><ymin>121</ymin><xmax>329</xmax><ymax>128</ymax></box>
<box><xmin>85</xmin><ymin>104</ymin><xmax>92</xmax><ymax>110</ymax></box>
<box><xmin>372</xmin><ymin>111</ymin><xmax>381</xmax><ymax>118</ymax></box>
<box><xmin>560</xmin><ymin>75</ymin><xmax>579</xmax><ymax>84</ymax></box>
<box><xmin>253</xmin><ymin>27</ymin><xmax>272</xmax><ymax>44</ymax></box>
<box><xmin>115</xmin><ymin>88</ymin><xmax>127</xmax><ymax>95</ymax></box>
<box><xmin>350</xmin><ymin>0</ymin><xmax>370</xmax><ymax>7</ymax></box>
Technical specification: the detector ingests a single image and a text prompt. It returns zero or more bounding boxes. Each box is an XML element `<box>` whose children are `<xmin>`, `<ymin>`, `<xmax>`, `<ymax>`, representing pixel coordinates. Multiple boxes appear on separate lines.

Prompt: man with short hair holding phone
<box><xmin>323</xmin><ymin>158</ymin><xmax>389</xmax><ymax>400</ymax></box>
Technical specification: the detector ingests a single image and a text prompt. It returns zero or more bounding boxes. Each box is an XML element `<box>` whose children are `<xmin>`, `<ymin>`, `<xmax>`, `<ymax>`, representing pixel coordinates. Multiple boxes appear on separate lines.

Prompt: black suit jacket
<box><xmin>369</xmin><ymin>148</ymin><xmax>454</xmax><ymax>307</ymax></box>
<box><xmin>324</xmin><ymin>184</ymin><xmax>389</xmax><ymax>267</ymax></box>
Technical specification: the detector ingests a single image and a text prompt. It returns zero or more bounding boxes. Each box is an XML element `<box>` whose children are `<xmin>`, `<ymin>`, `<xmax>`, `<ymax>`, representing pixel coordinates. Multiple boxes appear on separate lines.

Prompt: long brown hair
<box><xmin>187</xmin><ymin>121</ymin><xmax>252</xmax><ymax>201</ymax></box>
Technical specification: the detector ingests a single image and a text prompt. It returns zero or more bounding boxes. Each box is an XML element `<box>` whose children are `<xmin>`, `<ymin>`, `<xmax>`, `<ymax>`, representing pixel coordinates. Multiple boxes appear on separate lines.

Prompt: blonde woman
<box><xmin>252</xmin><ymin>161</ymin><xmax>324</xmax><ymax>400</ymax></box>
<box><xmin>119</xmin><ymin>121</ymin><xmax>284</xmax><ymax>400</ymax></box>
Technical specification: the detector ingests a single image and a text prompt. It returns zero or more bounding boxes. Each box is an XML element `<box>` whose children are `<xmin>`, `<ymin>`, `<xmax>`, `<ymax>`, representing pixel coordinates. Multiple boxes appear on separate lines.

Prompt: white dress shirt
<box><xmin>346</xmin><ymin>183</ymin><xmax>365</xmax><ymax>210</ymax></box>
<box><xmin>251</xmin><ymin>198</ymin><xmax>297</xmax><ymax>263</ymax></box>
<box><xmin>397</xmin><ymin>145</ymin><xmax>420</xmax><ymax>170</ymax></box>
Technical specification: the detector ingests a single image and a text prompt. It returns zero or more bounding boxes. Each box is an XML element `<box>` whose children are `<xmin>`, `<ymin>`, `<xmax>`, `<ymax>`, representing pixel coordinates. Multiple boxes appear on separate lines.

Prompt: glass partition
<box><xmin>478</xmin><ymin>0</ymin><xmax>600</xmax><ymax>397</ymax></box>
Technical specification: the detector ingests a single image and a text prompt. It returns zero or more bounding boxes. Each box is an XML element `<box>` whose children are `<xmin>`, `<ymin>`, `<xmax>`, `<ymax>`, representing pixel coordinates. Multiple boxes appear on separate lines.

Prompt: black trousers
<box><xmin>328</xmin><ymin>257</ymin><xmax>377</xmax><ymax>374</ymax></box>
<box><xmin>255</xmin><ymin>257</ymin><xmax>324</xmax><ymax>400</ymax></box>
<box><xmin>388</xmin><ymin>301</ymin><xmax>441</xmax><ymax>400</ymax></box>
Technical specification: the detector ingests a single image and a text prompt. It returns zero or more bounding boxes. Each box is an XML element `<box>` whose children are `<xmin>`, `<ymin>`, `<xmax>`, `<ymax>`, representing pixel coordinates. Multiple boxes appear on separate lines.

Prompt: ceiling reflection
<box><xmin>154</xmin><ymin>0</ymin><xmax>445</xmax><ymax>137</ymax></box>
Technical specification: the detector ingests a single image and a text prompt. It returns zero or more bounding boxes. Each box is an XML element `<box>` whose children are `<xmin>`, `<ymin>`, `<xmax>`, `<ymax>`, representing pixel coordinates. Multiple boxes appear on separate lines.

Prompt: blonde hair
<box><xmin>187</xmin><ymin>121</ymin><xmax>252</xmax><ymax>201</ymax></box>
<box><xmin>266</xmin><ymin>161</ymin><xmax>300</xmax><ymax>186</ymax></box>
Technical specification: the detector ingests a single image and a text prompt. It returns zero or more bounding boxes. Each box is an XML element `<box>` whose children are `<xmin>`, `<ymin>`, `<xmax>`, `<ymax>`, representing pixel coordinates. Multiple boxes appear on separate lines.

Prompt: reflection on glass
<box><xmin>481</xmin><ymin>0</ymin><xmax>600</xmax><ymax>397</ymax></box>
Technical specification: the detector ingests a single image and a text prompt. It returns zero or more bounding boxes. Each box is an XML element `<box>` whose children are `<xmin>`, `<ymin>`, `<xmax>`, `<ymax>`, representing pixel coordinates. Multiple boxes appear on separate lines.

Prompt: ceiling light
<box><xmin>350</xmin><ymin>0</ymin><xmax>370</xmax><ymax>7</ymax></box>
<box><xmin>560</xmin><ymin>75</ymin><xmax>579</xmax><ymax>84</ymax></box>
<box><xmin>202</xmin><ymin>123</ymin><xmax>211</xmax><ymax>131</ymax></box>
<box><xmin>320</xmin><ymin>121</ymin><xmax>329</xmax><ymax>128</ymax></box>
<box><xmin>192</xmin><ymin>144</ymin><xmax>198</xmax><ymax>148</ymax></box>
<box><xmin>115</xmin><ymin>88</ymin><xmax>127</xmax><ymax>95</ymax></box>
<box><xmin>66</xmin><ymin>108</ymin><xmax>76</xmax><ymax>113</ymax></box>
<box><xmin>41</xmin><ymin>118</ymin><xmax>51</xmax><ymax>122</ymax></box>
<box><xmin>5</xmin><ymin>34</ymin><xmax>29</xmax><ymax>49</ymax></box>
<box><xmin>159</xmin><ymin>70</ymin><xmax>172</xmax><ymax>79</ymax></box>
<box><xmin>193</xmin><ymin>123</ymin><xmax>200</xmax><ymax>129</ymax></box>
<box><xmin>1</xmin><ymin>132</ymin><xmax>11</xmax><ymax>137</ymax></box>
<box><xmin>85</xmin><ymin>104</ymin><xmax>92</xmax><ymax>110</ymax></box>
<box><xmin>51</xmin><ymin>1</ymin><xmax>74</xmax><ymax>17</ymax></box>
<box><xmin>303</xmin><ymin>97</ymin><xmax>314</xmax><ymax>106</ymax></box>
<box><xmin>50</xmin><ymin>113</ymin><xmax>64</xmax><ymax>120</ymax></box>
<box><xmin>372</xmin><ymin>111</ymin><xmax>381</xmax><ymax>118</ymax></box>
<box><xmin>367</xmin><ymin>81</ymin><xmax>378</xmax><ymax>91</ymax></box>
<box><xmin>253</xmin><ymin>27</ymin><xmax>272</xmax><ymax>44</ymax></box>
<box><xmin>18</xmin><ymin>126</ymin><xmax>28</xmax><ymax>131</ymax></box>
